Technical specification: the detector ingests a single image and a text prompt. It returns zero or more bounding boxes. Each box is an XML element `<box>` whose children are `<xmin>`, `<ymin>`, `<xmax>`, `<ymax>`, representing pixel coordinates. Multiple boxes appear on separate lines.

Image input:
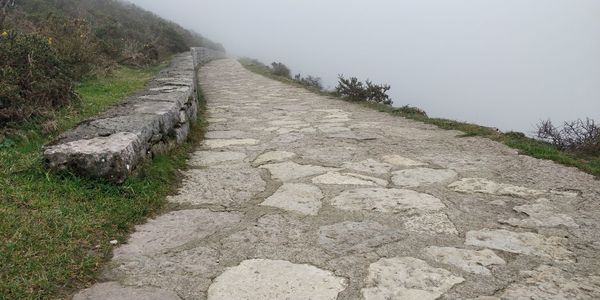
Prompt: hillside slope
<box><xmin>0</xmin><ymin>0</ymin><xmax>223</xmax><ymax>123</ymax></box>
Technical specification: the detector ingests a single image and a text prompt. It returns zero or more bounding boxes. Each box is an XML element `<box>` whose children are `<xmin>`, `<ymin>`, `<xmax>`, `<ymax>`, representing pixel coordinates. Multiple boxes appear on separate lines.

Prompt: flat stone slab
<box><xmin>343</xmin><ymin>159</ymin><xmax>393</xmax><ymax>174</ymax></box>
<box><xmin>318</xmin><ymin>221</ymin><xmax>404</xmax><ymax>254</ymax></box>
<box><xmin>203</xmin><ymin>138</ymin><xmax>259</xmax><ymax>148</ymax></box>
<box><xmin>168</xmin><ymin>167</ymin><xmax>266</xmax><ymax>206</ymax></box>
<box><xmin>73</xmin><ymin>282</ymin><xmax>181</xmax><ymax>300</ymax></box>
<box><xmin>362</xmin><ymin>257</ymin><xmax>465</xmax><ymax>300</ymax></box>
<box><xmin>403</xmin><ymin>212</ymin><xmax>458</xmax><ymax>235</ymax></box>
<box><xmin>189</xmin><ymin>151</ymin><xmax>246</xmax><ymax>166</ymax></box>
<box><xmin>113</xmin><ymin>209</ymin><xmax>242</xmax><ymax>256</ymax></box>
<box><xmin>253</xmin><ymin>151</ymin><xmax>296</xmax><ymax>165</ymax></box>
<box><xmin>424</xmin><ymin>246</ymin><xmax>506</xmax><ymax>275</ymax></box>
<box><xmin>448</xmin><ymin>178</ymin><xmax>545</xmax><ymax>199</ymax></box>
<box><xmin>205</xmin><ymin>130</ymin><xmax>250</xmax><ymax>139</ymax></box>
<box><xmin>331</xmin><ymin>188</ymin><xmax>446</xmax><ymax>213</ymax></box>
<box><xmin>261</xmin><ymin>183</ymin><xmax>323</xmax><ymax>215</ymax></box>
<box><xmin>501</xmin><ymin>265</ymin><xmax>600</xmax><ymax>299</ymax></box>
<box><xmin>382</xmin><ymin>155</ymin><xmax>427</xmax><ymax>167</ymax></box>
<box><xmin>207</xmin><ymin>259</ymin><xmax>347</xmax><ymax>299</ymax></box>
<box><xmin>260</xmin><ymin>161</ymin><xmax>339</xmax><ymax>181</ymax></box>
<box><xmin>392</xmin><ymin>168</ymin><xmax>458</xmax><ymax>187</ymax></box>
<box><xmin>312</xmin><ymin>172</ymin><xmax>387</xmax><ymax>186</ymax></box>
<box><xmin>502</xmin><ymin>198</ymin><xmax>579</xmax><ymax>228</ymax></box>
<box><xmin>465</xmin><ymin>229</ymin><xmax>573</xmax><ymax>262</ymax></box>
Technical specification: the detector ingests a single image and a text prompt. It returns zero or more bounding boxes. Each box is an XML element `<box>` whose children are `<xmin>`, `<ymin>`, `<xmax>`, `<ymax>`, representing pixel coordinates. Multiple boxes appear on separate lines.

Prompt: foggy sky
<box><xmin>129</xmin><ymin>0</ymin><xmax>600</xmax><ymax>133</ymax></box>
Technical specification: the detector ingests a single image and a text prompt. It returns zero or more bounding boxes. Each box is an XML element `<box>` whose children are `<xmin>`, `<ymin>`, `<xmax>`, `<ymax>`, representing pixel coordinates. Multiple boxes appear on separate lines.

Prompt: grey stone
<box><xmin>382</xmin><ymin>154</ymin><xmax>427</xmax><ymax>167</ymax></box>
<box><xmin>403</xmin><ymin>212</ymin><xmax>459</xmax><ymax>235</ymax></box>
<box><xmin>204</xmin><ymin>130</ymin><xmax>248</xmax><ymax>139</ymax></box>
<box><xmin>207</xmin><ymin>259</ymin><xmax>347</xmax><ymax>300</ymax></box>
<box><xmin>168</xmin><ymin>167</ymin><xmax>266</xmax><ymax>206</ymax></box>
<box><xmin>260</xmin><ymin>161</ymin><xmax>339</xmax><ymax>181</ymax></box>
<box><xmin>502</xmin><ymin>198</ymin><xmax>579</xmax><ymax>228</ymax></box>
<box><xmin>465</xmin><ymin>229</ymin><xmax>573</xmax><ymax>262</ymax></box>
<box><xmin>188</xmin><ymin>151</ymin><xmax>246</xmax><ymax>166</ymax></box>
<box><xmin>261</xmin><ymin>183</ymin><xmax>324</xmax><ymax>215</ymax></box>
<box><xmin>202</xmin><ymin>138</ymin><xmax>259</xmax><ymax>148</ymax></box>
<box><xmin>343</xmin><ymin>159</ymin><xmax>393</xmax><ymax>174</ymax></box>
<box><xmin>361</xmin><ymin>257</ymin><xmax>465</xmax><ymax>300</ymax></box>
<box><xmin>501</xmin><ymin>265</ymin><xmax>600</xmax><ymax>299</ymax></box>
<box><xmin>449</xmin><ymin>178</ymin><xmax>545</xmax><ymax>199</ymax></box>
<box><xmin>331</xmin><ymin>188</ymin><xmax>446</xmax><ymax>213</ymax></box>
<box><xmin>312</xmin><ymin>172</ymin><xmax>387</xmax><ymax>186</ymax></box>
<box><xmin>73</xmin><ymin>282</ymin><xmax>180</xmax><ymax>300</ymax></box>
<box><xmin>424</xmin><ymin>246</ymin><xmax>506</xmax><ymax>275</ymax></box>
<box><xmin>318</xmin><ymin>221</ymin><xmax>403</xmax><ymax>254</ymax></box>
<box><xmin>113</xmin><ymin>209</ymin><xmax>241</xmax><ymax>256</ymax></box>
<box><xmin>43</xmin><ymin>132</ymin><xmax>143</xmax><ymax>183</ymax></box>
<box><xmin>253</xmin><ymin>151</ymin><xmax>296</xmax><ymax>165</ymax></box>
<box><xmin>392</xmin><ymin>168</ymin><xmax>458</xmax><ymax>187</ymax></box>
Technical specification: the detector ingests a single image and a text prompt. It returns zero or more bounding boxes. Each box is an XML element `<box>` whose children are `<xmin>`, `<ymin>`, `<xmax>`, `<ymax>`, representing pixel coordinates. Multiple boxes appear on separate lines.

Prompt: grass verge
<box><xmin>239</xmin><ymin>58</ymin><xmax>600</xmax><ymax>178</ymax></box>
<box><xmin>0</xmin><ymin>64</ymin><xmax>207</xmax><ymax>299</ymax></box>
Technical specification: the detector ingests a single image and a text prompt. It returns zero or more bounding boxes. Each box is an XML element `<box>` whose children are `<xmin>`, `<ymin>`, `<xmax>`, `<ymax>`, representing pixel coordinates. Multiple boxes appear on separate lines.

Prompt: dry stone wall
<box><xmin>43</xmin><ymin>47</ymin><xmax>226</xmax><ymax>183</ymax></box>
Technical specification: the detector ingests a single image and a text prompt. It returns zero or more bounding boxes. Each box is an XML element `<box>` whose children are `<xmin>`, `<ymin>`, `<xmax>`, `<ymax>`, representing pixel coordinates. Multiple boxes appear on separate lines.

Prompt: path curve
<box><xmin>75</xmin><ymin>59</ymin><xmax>600</xmax><ymax>300</ymax></box>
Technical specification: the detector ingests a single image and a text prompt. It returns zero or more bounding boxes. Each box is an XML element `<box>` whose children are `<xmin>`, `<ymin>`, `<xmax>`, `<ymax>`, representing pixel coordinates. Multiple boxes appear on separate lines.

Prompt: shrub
<box><xmin>271</xmin><ymin>62</ymin><xmax>291</xmax><ymax>78</ymax></box>
<box><xmin>394</xmin><ymin>105</ymin><xmax>427</xmax><ymax>117</ymax></box>
<box><xmin>294</xmin><ymin>73</ymin><xmax>323</xmax><ymax>91</ymax></box>
<box><xmin>537</xmin><ymin>118</ymin><xmax>600</xmax><ymax>155</ymax></box>
<box><xmin>0</xmin><ymin>30</ymin><xmax>77</xmax><ymax>123</ymax></box>
<box><xmin>336</xmin><ymin>75</ymin><xmax>392</xmax><ymax>105</ymax></box>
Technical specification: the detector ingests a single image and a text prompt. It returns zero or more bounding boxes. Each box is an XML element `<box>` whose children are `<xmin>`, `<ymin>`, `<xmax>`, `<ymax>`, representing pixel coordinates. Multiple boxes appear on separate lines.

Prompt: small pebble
<box><xmin>109</xmin><ymin>240</ymin><xmax>119</xmax><ymax>245</ymax></box>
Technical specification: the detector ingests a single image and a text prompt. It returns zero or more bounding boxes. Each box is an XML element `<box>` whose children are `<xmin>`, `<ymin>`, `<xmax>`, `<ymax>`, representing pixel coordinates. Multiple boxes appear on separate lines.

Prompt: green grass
<box><xmin>0</xmin><ymin>64</ymin><xmax>206</xmax><ymax>299</ymax></box>
<box><xmin>239</xmin><ymin>58</ymin><xmax>600</xmax><ymax>178</ymax></box>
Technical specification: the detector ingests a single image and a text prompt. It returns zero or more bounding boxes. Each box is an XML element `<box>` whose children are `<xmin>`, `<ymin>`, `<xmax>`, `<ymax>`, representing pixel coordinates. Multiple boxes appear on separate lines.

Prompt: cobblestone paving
<box><xmin>75</xmin><ymin>59</ymin><xmax>600</xmax><ymax>299</ymax></box>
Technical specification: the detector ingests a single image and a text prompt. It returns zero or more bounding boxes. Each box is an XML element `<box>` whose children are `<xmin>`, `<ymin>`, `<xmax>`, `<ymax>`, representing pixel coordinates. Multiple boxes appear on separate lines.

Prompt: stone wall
<box><xmin>192</xmin><ymin>47</ymin><xmax>228</xmax><ymax>66</ymax></box>
<box><xmin>43</xmin><ymin>47</ymin><xmax>226</xmax><ymax>183</ymax></box>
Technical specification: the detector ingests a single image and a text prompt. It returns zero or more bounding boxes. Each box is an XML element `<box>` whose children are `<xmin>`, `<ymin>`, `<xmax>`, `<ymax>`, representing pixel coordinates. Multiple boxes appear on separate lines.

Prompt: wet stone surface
<box><xmin>75</xmin><ymin>59</ymin><xmax>600</xmax><ymax>299</ymax></box>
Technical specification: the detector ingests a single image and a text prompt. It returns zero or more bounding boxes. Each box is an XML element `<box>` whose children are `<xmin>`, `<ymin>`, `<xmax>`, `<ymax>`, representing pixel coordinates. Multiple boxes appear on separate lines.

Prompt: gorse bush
<box><xmin>270</xmin><ymin>62</ymin><xmax>291</xmax><ymax>78</ymax></box>
<box><xmin>336</xmin><ymin>75</ymin><xmax>392</xmax><ymax>105</ymax></box>
<box><xmin>537</xmin><ymin>118</ymin><xmax>600</xmax><ymax>155</ymax></box>
<box><xmin>0</xmin><ymin>30</ymin><xmax>76</xmax><ymax>122</ymax></box>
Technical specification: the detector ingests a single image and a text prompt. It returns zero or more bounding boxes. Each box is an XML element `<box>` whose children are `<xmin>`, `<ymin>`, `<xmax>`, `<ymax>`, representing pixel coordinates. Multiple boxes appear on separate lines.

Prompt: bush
<box><xmin>294</xmin><ymin>73</ymin><xmax>323</xmax><ymax>91</ymax></box>
<box><xmin>336</xmin><ymin>75</ymin><xmax>392</xmax><ymax>105</ymax></box>
<box><xmin>394</xmin><ymin>105</ymin><xmax>427</xmax><ymax>117</ymax></box>
<box><xmin>271</xmin><ymin>62</ymin><xmax>291</xmax><ymax>78</ymax></box>
<box><xmin>537</xmin><ymin>118</ymin><xmax>600</xmax><ymax>155</ymax></box>
<box><xmin>0</xmin><ymin>31</ymin><xmax>77</xmax><ymax>123</ymax></box>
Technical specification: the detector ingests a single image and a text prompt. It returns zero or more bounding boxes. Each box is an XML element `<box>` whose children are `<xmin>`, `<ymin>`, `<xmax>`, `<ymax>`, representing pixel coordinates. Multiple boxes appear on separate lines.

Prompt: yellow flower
<box><xmin>1</xmin><ymin>31</ymin><xmax>8</xmax><ymax>38</ymax></box>
<box><xmin>48</xmin><ymin>37</ymin><xmax>53</xmax><ymax>45</ymax></box>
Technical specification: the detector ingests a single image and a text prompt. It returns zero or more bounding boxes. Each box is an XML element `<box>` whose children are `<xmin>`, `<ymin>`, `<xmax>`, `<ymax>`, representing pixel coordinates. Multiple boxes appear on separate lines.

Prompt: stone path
<box><xmin>75</xmin><ymin>59</ymin><xmax>600</xmax><ymax>299</ymax></box>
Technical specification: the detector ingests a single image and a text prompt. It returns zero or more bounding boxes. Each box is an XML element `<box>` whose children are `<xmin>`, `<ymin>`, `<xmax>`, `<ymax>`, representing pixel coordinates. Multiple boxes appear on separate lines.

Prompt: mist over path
<box><xmin>74</xmin><ymin>58</ymin><xmax>600</xmax><ymax>299</ymax></box>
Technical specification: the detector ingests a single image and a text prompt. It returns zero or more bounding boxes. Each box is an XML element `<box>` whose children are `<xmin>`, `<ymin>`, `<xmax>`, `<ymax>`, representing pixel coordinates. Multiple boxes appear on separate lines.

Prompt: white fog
<box><xmin>129</xmin><ymin>0</ymin><xmax>600</xmax><ymax>133</ymax></box>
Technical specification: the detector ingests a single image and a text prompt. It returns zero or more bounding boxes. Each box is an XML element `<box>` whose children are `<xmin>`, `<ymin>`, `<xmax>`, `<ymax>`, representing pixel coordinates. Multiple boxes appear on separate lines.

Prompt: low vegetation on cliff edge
<box><xmin>239</xmin><ymin>58</ymin><xmax>600</xmax><ymax>177</ymax></box>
